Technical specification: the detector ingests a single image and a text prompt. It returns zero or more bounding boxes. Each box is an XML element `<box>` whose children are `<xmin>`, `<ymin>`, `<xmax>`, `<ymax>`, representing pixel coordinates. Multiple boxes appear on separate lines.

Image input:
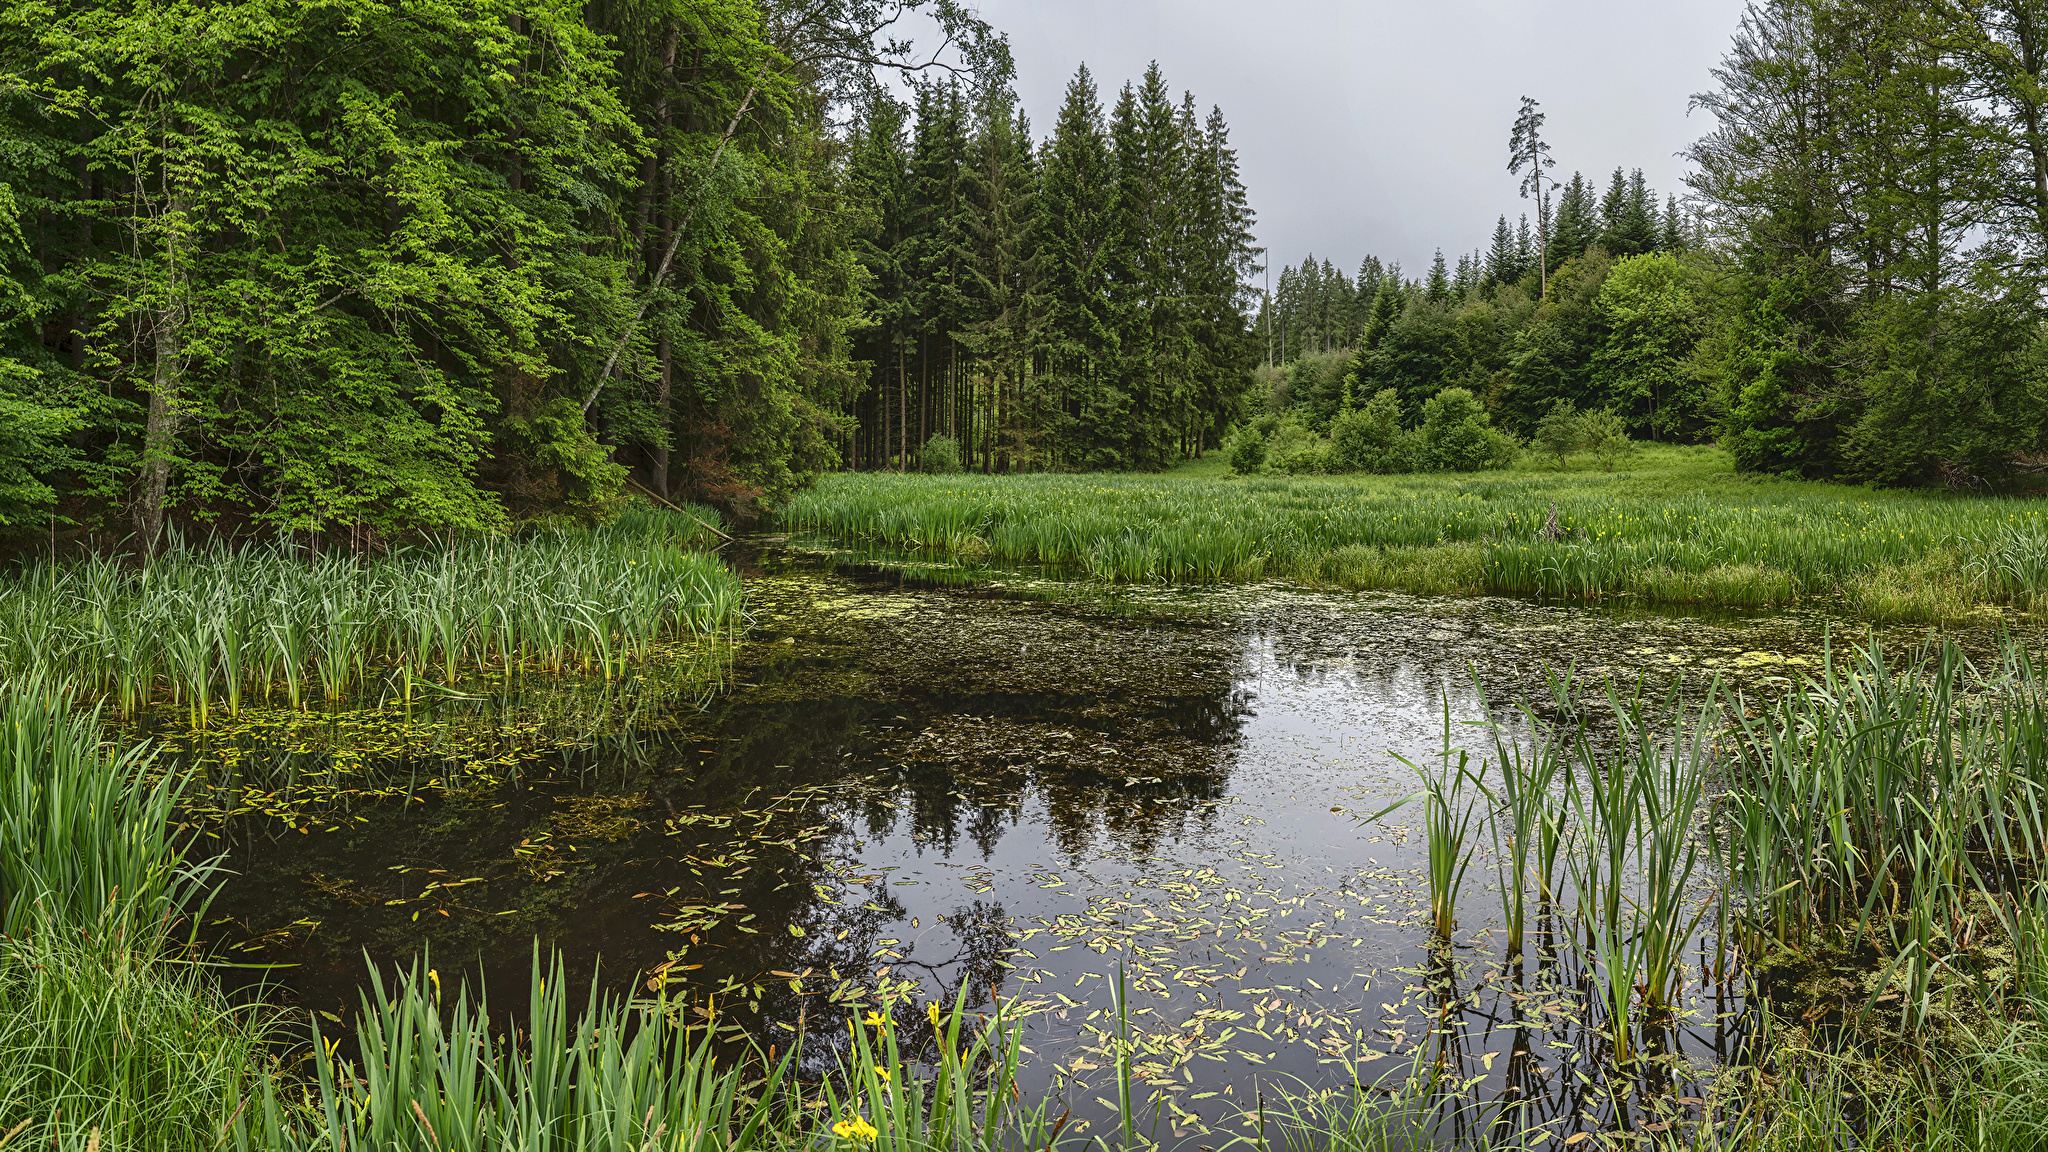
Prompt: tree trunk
<box><xmin>652</xmin><ymin>333</ymin><xmax>672</xmax><ymax>498</ymax></box>
<box><xmin>135</xmin><ymin>302</ymin><xmax>183</xmax><ymax>552</ymax></box>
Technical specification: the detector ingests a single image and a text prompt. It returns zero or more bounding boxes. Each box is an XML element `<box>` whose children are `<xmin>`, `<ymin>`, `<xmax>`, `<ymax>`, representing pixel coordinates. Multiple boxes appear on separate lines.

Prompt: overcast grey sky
<box><xmin>969</xmin><ymin>0</ymin><xmax>1751</xmax><ymax>279</ymax></box>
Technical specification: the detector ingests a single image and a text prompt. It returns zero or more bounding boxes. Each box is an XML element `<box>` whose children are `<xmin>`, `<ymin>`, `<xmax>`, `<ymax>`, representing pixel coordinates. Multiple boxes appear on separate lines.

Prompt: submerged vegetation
<box><xmin>784</xmin><ymin>447</ymin><xmax>2048</xmax><ymax>619</ymax></box>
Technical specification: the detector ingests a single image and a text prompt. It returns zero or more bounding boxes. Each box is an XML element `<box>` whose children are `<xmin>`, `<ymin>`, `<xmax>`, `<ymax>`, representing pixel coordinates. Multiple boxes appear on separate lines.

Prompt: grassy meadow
<box><xmin>784</xmin><ymin>445</ymin><xmax>2048</xmax><ymax>622</ymax></box>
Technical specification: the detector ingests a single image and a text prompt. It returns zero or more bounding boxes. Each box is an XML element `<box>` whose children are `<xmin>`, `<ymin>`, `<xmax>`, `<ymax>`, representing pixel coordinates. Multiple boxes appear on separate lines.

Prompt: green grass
<box><xmin>786</xmin><ymin>446</ymin><xmax>2048</xmax><ymax>618</ymax></box>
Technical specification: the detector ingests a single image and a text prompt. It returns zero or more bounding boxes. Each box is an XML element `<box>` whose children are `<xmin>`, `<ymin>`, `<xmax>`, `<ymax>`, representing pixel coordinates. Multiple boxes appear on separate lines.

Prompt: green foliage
<box><xmin>1593</xmin><ymin>253</ymin><xmax>1712</xmax><ymax>441</ymax></box>
<box><xmin>499</xmin><ymin>398</ymin><xmax>630</xmax><ymax>521</ymax></box>
<box><xmin>1532</xmin><ymin>399</ymin><xmax>1583</xmax><ymax>469</ymax></box>
<box><xmin>0</xmin><ymin>364</ymin><xmax>79</xmax><ymax>529</ymax></box>
<box><xmin>1329</xmin><ymin>388</ymin><xmax>1409</xmax><ymax>473</ymax></box>
<box><xmin>918</xmin><ymin>434</ymin><xmax>964</xmax><ymax>474</ymax></box>
<box><xmin>1580</xmin><ymin>409</ymin><xmax>1638</xmax><ymax>471</ymax></box>
<box><xmin>1226</xmin><ymin>424</ymin><xmax>1266</xmax><ymax>475</ymax></box>
<box><xmin>1263</xmin><ymin>417</ymin><xmax>1333</xmax><ymax>474</ymax></box>
<box><xmin>1418</xmin><ymin>387</ymin><xmax>1511</xmax><ymax>472</ymax></box>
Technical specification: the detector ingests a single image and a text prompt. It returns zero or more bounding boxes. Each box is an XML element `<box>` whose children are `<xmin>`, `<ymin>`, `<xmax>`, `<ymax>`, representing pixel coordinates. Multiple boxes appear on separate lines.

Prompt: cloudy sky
<box><xmin>964</xmin><ymin>0</ymin><xmax>1752</xmax><ymax>279</ymax></box>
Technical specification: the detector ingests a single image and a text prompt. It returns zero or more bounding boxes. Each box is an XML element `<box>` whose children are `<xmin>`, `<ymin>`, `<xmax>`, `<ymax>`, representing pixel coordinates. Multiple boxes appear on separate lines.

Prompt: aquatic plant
<box><xmin>0</xmin><ymin>677</ymin><xmax>210</xmax><ymax>936</ymax></box>
<box><xmin>0</xmin><ymin>508</ymin><xmax>743</xmax><ymax>723</ymax></box>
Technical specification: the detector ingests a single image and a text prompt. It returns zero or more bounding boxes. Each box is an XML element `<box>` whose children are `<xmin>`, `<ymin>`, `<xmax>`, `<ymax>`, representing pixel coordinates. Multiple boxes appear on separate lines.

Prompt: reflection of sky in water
<box><xmin>216</xmin><ymin>547</ymin><xmax>1939</xmax><ymax>1143</ymax></box>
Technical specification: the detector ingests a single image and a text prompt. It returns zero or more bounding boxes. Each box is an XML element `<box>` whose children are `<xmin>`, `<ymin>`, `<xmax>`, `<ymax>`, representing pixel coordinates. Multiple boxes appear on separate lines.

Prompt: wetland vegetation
<box><xmin>789</xmin><ymin>447</ymin><xmax>2048</xmax><ymax>622</ymax></box>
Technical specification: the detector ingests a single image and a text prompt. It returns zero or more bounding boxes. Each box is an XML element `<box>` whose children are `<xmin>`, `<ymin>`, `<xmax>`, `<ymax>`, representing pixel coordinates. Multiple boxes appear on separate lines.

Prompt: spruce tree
<box><xmin>1427</xmin><ymin>250</ymin><xmax>1452</xmax><ymax>304</ymax></box>
<box><xmin>1036</xmin><ymin>64</ymin><xmax>1120</xmax><ymax>468</ymax></box>
<box><xmin>1547</xmin><ymin>172</ymin><xmax>1597</xmax><ymax>269</ymax></box>
<box><xmin>1487</xmin><ymin>215</ymin><xmax>1518</xmax><ymax>288</ymax></box>
<box><xmin>1660</xmin><ymin>194</ymin><xmax>1687</xmax><ymax>251</ymax></box>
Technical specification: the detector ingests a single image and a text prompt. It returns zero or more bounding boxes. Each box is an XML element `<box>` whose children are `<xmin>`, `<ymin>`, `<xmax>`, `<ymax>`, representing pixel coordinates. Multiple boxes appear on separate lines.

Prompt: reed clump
<box><xmin>0</xmin><ymin>507</ymin><xmax>744</xmax><ymax>725</ymax></box>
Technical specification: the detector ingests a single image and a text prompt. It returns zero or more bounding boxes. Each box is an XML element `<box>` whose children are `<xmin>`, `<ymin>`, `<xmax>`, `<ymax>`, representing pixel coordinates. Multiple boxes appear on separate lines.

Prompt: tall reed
<box><xmin>0</xmin><ymin>509</ymin><xmax>744</xmax><ymax>722</ymax></box>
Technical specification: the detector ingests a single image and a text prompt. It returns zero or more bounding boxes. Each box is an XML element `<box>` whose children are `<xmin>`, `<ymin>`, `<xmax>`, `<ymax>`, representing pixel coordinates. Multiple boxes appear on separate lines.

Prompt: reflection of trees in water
<box><xmin>879</xmin><ymin>683</ymin><xmax>1255</xmax><ymax>863</ymax></box>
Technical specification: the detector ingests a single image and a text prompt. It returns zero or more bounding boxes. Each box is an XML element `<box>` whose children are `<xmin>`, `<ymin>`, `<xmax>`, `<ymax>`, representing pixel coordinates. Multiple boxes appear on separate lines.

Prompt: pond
<box><xmin>198</xmin><ymin>540</ymin><xmax>1938</xmax><ymax>1144</ymax></box>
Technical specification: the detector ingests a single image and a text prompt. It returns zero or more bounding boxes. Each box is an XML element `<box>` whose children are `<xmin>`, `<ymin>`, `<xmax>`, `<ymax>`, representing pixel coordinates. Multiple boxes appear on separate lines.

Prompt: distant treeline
<box><xmin>841</xmin><ymin>63</ymin><xmax>1260</xmax><ymax>475</ymax></box>
<box><xmin>1255</xmin><ymin>0</ymin><xmax>2048</xmax><ymax>489</ymax></box>
<box><xmin>1254</xmin><ymin>167</ymin><xmax>1704</xmax><ymax>450</ymax></box>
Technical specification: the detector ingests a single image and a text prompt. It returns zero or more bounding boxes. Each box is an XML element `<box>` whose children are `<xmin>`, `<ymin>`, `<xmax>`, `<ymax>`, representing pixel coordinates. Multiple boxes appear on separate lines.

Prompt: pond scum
<box><xmin>11</xmin><ymin>515</ymin><xmax>2048</xmax><ymax>1146</ymax></box>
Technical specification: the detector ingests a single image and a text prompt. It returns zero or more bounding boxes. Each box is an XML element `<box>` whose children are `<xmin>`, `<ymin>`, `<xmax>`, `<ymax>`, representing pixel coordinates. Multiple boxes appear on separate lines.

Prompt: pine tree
<box><xmin>1509</xmin><ymin>96</ymin><xmax>1558</xmax><ymax>294</ymax></box>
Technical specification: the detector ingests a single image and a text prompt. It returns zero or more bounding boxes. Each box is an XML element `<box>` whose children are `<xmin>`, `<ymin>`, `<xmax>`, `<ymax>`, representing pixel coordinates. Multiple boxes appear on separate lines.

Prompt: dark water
<box><xmin>201</xmin><ymin>542</ymin><xmax>1931</xmax><ymax>1143</ymax></box>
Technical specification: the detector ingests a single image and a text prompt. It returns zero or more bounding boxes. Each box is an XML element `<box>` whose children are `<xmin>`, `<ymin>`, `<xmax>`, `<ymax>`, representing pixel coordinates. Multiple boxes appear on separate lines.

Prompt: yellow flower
<box><xmin>873</xmin><ymin>1065</ymin><xmax>892</xmax><ymax>1082</ymax></box>
<box><xmin>926</xmin><ymin>1001</ymin><xmax>943</xmax><ymax>1028</ymax></box>
<box><xmin>863</xmin><ymin>1011</ymin><xmax>886</xmax><ymax>1028</ymax></box>
<box><xmin>833</xmin><ymin>1116</ymin><xmax>879</xmax><ymax>1143</ymax></box>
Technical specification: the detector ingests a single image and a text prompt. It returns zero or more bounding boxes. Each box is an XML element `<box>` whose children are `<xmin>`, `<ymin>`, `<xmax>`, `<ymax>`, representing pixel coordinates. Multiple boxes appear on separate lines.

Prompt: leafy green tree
<box><xmin>1418</xmin><ymin>386</ymin><xmax>1500</xmax><ymax>471</ymax></box>
<box><xmin>1227</xmin><ymin>424</ymin><xmax>1266</xmax><ymax>474</ymax></box>
<box><xmin>1580</xmin><ymin>409</ymin><xmax>1638</xmax><ymax>471</ymax></box>
<box><xmin>1532</xmin><ymin>399</ymin><xmax>1583</xmax><ymax>470</ymax></box>
<box><xmin>918</xmin><ymin>434</ymin><xmax>964</xmax><ymax>473</ymax></box>
<box><xmin>1594</xmin><ymin>253</ymin><xmax>1712</xmax><ymax>440</ymax></box>
<box><xmin>0</xmin><ymin>364</ymin><xmax>78</xmax><ymax>528</ymax></box>
<box><xmin>1330</xmin><ymin>387</ymin><xmax>1407</xmax><ymax>472</ymax></box>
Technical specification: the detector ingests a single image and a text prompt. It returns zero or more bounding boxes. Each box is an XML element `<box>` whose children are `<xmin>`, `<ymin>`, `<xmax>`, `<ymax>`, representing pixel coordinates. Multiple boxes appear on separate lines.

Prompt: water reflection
<box><xmin>207</xmin><ymin>543</ymin><xmax>1953</xmax><ymax>1142</ymax></box>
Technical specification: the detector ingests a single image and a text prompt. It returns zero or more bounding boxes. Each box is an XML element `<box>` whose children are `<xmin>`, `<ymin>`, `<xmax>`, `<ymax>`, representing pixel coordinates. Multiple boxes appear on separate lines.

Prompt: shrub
<box><xmin>1227</xmin><ymin>426</ymin><xmax>1267</xmax><ymax>474</ymax></box>
<box><xmin>1532</xmin><ymin>399</ymin><xmax>1583</xmax><ymax>470</ymax></box>
<box><xmin>1264</xmin><ymin>418</ymin><xmax>1331</xmax><ymax>474</ymax></box>
<box><xmin>1581</xmin><ymin>409</ymin><xmax>1640</xmax><ymax>471</ymax></box>
<box><xmin>1331</xmin><ymin>388</ymin><xmax>1407</xmax><ymax>473</ymax></box>
<box><xmin>917</xmin><ymin>434</ymin><xmax>963</xmax><ymax>474</ymax></box>
<box><xmin>1418</xmin><ymin>387</ymin><xmax>1506</xmax><ymax>472</ymax></box>
<box><xmin>1271</xmin><ymin>437</ymin><xmax>1336</xmax><ymax>475</ymax></box>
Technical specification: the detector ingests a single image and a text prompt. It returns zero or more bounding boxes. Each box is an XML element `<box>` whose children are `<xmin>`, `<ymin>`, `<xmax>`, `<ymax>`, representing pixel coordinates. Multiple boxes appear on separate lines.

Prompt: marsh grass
<box><xmin>0</xmin><ymin>508</ymin><xmax>743</xmax><ymax>724</ymax></box>
<box><xmin>788</xmin><ymin>447</ymin><xmax>2048</xmax><ymax>616</ymax></box>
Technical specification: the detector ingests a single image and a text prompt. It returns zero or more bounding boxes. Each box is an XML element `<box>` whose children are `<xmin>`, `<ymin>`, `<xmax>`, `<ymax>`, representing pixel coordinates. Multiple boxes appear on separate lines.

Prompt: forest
<box><xmin>0</xmin><ymin>0</ymin><xmax>1254</xmax><ymax>547</ymax></box>
<box><xmin>6</xmin><ymin>0</ymin><xmax>2048</xmax><ymax>550</ymax></box>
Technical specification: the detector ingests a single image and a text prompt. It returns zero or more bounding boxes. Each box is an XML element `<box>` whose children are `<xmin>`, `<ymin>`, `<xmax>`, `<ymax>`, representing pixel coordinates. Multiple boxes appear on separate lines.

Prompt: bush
<box><xmin>1227</xmin><ymin>426</ymin><xmax>1267</xmax><ymax>474</ymax></box>
<box><xmin>1271</xmin><ymin>437</ymin><xmax>1336</xmax><ymax>475</ymax></box>
<box><xmin>1418</xmin><ymin>387</ymin><xmax>1506</xmax><ymax>472</ymax></box>
<box><xmin>1580</xmin><ymin>409</ymin><xmax>1640</xmax><ymax>471</ymax></box>
<box><xmin>1532</xmin><ymin>399</ymin><xmax>1583</xmax><ymax>470</ymax></box>
<box><xmin>1331</xmin><ymin>389</ymin><xmax>1407</xmax><ymax>473</ymax></box>
<box><xmin>917</xmin><ymin>434</ymin><xmax>963</xmax><ymax>474</ymax></box>
<box><xmin>1482</xmin><ymin>426</ymin><xmax>1523</xmax><ymax>470</ymax></box>
<box><xmin>1263</xmin><ymin>418</ymin><xmax>1333</xmax><ymax>474</ymax></box>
